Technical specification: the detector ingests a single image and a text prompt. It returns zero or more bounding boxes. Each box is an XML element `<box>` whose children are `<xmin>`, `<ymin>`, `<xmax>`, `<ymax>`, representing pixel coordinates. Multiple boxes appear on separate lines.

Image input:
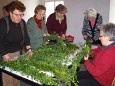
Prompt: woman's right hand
<box><xmin>83</xmin><ymin>35</ymin><xmax>88</xmax><ymax>40</ymax></box>
<box><xmin>84</xmin><ymin>55</ymin><xmax>89</xmax><ymax>61</ymax></box>
<box><xmin>2</xmin><ymin>54</ymin><xmax>12</xmax><ymax>61</ymax></box>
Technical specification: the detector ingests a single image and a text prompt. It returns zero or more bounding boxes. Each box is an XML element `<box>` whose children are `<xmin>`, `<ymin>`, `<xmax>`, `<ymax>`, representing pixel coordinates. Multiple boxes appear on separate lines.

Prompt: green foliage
<box><xmin>0</xmin><ymin>34</ymin><xmax>92</xmax><ymax>86</ymax></box>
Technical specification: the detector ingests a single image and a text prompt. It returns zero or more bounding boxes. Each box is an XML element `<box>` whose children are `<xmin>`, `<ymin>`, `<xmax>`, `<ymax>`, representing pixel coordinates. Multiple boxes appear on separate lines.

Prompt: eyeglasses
<box><xmin>12</xmin><ymin>12</ymin><xmax>24</xmax><ymax>17</ymax></box>
<box><xmin>59</xmin><ymin>12</ymin><xmax>66</xmax><ymax>15</ymax></box>
<box><xmin>37</xmin><ymin>12</ymin><xmax>45</xmax><ymax>17</ymax></box>
<box><xmin>39</xmin><ymin>14</ymin><xmax>45</xmax><ymax>17</ymax></box>
<box><xmin>99</xmin><ymin>35</ymin><xmax>105</xmax><ymax>38</ymax></box>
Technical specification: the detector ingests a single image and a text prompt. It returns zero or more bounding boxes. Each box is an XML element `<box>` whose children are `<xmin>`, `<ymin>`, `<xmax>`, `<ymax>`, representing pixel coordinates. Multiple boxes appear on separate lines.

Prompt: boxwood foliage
<box><xmin>0</xmin><ymin>34</ymin><xmax>91</xmax><ymax>86</ymax></box>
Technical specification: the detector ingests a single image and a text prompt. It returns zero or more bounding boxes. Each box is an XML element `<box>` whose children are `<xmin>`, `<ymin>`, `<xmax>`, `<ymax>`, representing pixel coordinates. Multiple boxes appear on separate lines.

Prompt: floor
<box><xmin>20</xmin><ymin>81</ymin><xmax>34</xmax><ymax>86</ymax></box>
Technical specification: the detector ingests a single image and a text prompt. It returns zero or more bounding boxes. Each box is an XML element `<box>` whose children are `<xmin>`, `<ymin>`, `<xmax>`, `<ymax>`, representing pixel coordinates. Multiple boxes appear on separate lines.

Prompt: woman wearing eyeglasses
<box><xmin>27</xmin><ymin>5</ymin><xmax>48</xmax><ymax>49</ymax></box>
<box><xmin>78</xmin><ymin>23</ymin><xmax>115</xmax><ymax>86</ymax></box>
<box><xmin>0</xmin><ymin>1</ymin><xmax>32</xmax><ymax>86</ymax></box>
<box><xmin>46</xmin><ymin>4</ymin><xmax>67</xmax><ymax>38</ymax></box>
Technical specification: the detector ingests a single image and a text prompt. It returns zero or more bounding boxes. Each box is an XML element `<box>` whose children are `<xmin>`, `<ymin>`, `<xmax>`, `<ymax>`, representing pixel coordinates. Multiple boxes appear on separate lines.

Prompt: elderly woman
<box><xmin>27</xmin><ymin>5</ymin><xmax>48</xmax><ymax>49</ymax></box>
<box><xmin>46</xmin><ymin>4</ymin><xmax>67</xmax><ymax>38</ymax></box>
<box><xmin>0</xmin><ymin>1</ymin><xmax>32</xmax><ymax>86</ymax></box>
<box><xmin>78</xmin><ymin>23</ymin><xmax>115</xmax><ymax>86</ymax></box>
<box><xmin>82</xmin><ymin>8</ymin><xmax>103</xmax><ymax>46</ymax></box>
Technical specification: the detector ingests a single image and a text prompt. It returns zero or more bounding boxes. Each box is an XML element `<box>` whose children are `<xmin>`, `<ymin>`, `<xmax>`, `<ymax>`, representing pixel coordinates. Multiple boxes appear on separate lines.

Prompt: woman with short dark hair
<box><xmin>46</xmin><ymin>4</ymin><xmax>67</xmax><ymax>38</ymax></box>
<box><xmin>0</xmin><ymin>1</ymin><xmax>32</xmax><ymax>86</ymax></box>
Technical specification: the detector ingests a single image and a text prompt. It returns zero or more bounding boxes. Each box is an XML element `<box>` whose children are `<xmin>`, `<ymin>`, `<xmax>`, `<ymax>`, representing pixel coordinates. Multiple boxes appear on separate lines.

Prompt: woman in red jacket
<box><xmin>78</xmin><ymin>23</ymin><xmax>115</xmax><ymax>86</ymax></box>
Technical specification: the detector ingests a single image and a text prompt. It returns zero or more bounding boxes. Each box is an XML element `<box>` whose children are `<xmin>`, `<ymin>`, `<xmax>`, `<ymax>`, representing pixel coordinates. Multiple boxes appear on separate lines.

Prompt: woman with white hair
<box><xmin>78</xmin><ymin>23</ymin><xmax>115</xmax><ymax>86</ymax></box>
<box><xmin>82</xmin><ymin>8</ymin><xmax>103</xmax><ymax>46</ymax></box>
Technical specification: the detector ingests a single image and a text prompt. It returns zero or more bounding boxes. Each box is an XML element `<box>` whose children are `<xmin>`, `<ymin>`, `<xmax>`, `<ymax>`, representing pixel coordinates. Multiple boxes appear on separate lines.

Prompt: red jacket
<box><xmin>84</xmin><ymin>45</ymin><xmax>115</xmax><ymax>86</ymax></box>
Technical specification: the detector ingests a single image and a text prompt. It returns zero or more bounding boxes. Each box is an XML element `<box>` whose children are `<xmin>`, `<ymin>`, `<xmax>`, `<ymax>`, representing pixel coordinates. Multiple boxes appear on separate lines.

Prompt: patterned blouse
<box><xmin>82</xmin><ymin>13</ymin><xmax>103</xmax><ymax>45</ymax></box>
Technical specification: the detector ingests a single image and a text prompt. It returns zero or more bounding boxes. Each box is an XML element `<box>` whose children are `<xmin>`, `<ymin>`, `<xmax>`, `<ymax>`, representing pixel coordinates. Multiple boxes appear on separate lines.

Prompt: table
<box><xmin>0</xmin><ymin>66</ymin><xmax>41</xmax><ymax>86</ymax></box>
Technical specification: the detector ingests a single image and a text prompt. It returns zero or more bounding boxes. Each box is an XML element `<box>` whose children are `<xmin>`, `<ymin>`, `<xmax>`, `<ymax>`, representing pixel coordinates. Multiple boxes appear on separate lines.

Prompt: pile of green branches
<box><xmin>0</xmin><ymin>34</ymin><xmax>91</xmax><ymax>86</ymax></box>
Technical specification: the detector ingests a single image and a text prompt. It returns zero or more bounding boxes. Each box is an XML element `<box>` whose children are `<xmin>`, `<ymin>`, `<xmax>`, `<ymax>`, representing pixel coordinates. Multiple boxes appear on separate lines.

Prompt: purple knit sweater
<box><xmin>46</xmin><ymin>13</ymin><xmax>67</xmax><ymax>36</ymax></box>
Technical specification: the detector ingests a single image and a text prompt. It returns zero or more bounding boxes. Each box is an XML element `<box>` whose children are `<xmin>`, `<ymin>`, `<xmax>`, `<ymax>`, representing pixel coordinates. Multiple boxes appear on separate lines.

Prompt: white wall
<box><xmin>64</xmin><ymin>0</ymin><xmax>110</xmax><ymax>44</ymax></box>
<box><xmin>0</xmin><ymin>0</ymin><xmax>44</xmax><ymax>21</ymax></box>
<box><xmin>109</xmin><ymin>0</ymin><xmax>115</xmax><ymax>23</ymax></box>
<box><xmin>19</xmin><ymin>0</ymin><xmax>43</xmax><ymax>22</ymax></box>
<box><xmin>0</xmin><ymin>0</ymin><xmax>14</xmax><ymax>17</ymax></box>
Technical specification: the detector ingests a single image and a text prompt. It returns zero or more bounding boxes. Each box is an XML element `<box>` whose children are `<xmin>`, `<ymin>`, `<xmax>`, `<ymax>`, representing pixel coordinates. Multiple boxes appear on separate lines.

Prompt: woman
<box><xmin>0</xmin><ymin>1</ymin><xmax>32</xmax><ymax>61</ymax></box>
<box><xmin>27</xmin><ymin>5</ymin><xmax>48</xmax><ymax>49</ymax></box>
<box><xmin>0</xmin><ymin>1</ymin><xmax>32</xmax><ymax>86</ymax></box>
<box><xmin>82</xmin><ymin>8</ymin><xmax>103</xmax><ymax>46</ymax></box>
<box><xmin>46</xmin><ymin>4</ymin><xmax>67</xmax><ymax>38</ymax></box>
<box><xmin>78</xmin><ymin>23</ymin><xmax>115</xmax><ymax>86</ymax></box>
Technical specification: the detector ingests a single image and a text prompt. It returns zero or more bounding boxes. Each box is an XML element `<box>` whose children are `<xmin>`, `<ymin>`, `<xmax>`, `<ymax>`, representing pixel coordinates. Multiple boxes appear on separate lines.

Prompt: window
<box><xmin>109</xmin><ymin>0</ymin><xmax>115</xmax><ymax>23</ymax></box>
<box><xmin>45</xmin><ymin>0</ymin><xmax>64</xmax><ymax>21</ymax></box>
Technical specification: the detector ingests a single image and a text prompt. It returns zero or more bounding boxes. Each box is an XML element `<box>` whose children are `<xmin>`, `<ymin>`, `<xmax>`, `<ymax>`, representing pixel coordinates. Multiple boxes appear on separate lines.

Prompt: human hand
<box><xmin>44</xmin><ymin>33</ymin><xmax>50</xmax><ymax>36</ymax></box>
<box><xmin>26</xmin><ymin>46</ymin><xmax>33</xmax><ymax>57</ymax></box>
<box><xmin>84</xmin><ymin>55</ymin><xmax>89</xmax><ymax>60</ymax></box>
<box><xmin>89</xmin><ymin>39</ymin><xmax>93</xmax><ymax>43</ymax></box>
<box><xmin>62</xmin><ymin>34</ymin><xmax>66</xmax><ymax>39</ymax></box>
<box><xmin>2</xmin><ymin>54</ymin><xmax>14</xmax><ymax>61</ymax></box>
<box><xmin>83</xmin><ymin>35</ymin><xmax>88</xmax><ymax>40</ymax></box>
<box><xmin>27</xmin><ymin>49</ymin><xmax>33</xmax><ymax>57</ymax></box>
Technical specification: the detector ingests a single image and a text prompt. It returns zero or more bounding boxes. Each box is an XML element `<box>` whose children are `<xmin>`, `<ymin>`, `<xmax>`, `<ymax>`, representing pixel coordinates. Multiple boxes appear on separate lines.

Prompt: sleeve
<box><xmin>82</xmin><ymin>17</ymin><xmax>88</xmax><ymax>35</ymax></box>
<box><xmin>42</xmin><ymin>19</ymin><xmax>48</xmax><ymax>34</ymax></box>
<box><xmin>98</xmin><ymin>14</ymin><xmax>103</xmax><ymax>25</ymax></box>
<box><xmin>92</xmin><ymin>14</ymin><xmax>103</xmax><ymax>41</ymax></box>
<box><xmin>23</xmin><ymin>20</ymin><xmax>31</xmax><ymax>46</ymax></box>
<box><xmin>0</xmin><ymin>18</ymin><xmax>8</xmax><ymax>56</ymax></box>
<box><xmin>84</xmin><ymin>48</ymin><xmax>114</xmax><ymax>76</ymax></box>
<box><xmin>46</xmin><ymin>14</ymin><xmax>55</xmax><ymax>34</ymax></box>
<box><xmin>62</xmin><ymin>15</ymin><xmax>67</xmax><ymax>34</ymax></box>
<box><xmin>27</xmin><ymin>19</ymin><xmax>33</xmax><ymax>36</ymax></box>
<box><xmin>91</xmin><ymin>46</ymin><xmax>102</xmax><ymax>57</ymax></box>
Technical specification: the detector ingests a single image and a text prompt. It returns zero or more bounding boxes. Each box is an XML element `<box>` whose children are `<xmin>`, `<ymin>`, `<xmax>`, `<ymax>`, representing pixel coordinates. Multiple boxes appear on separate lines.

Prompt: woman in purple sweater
<box><xmin>46</xmin><ymin>4</ymin><xmax>67</xmax><ymax>38</ymax></box>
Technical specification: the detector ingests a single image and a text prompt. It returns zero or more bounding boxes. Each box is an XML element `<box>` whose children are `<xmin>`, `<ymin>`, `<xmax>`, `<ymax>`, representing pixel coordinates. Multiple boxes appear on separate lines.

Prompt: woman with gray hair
<box><xmin>78</xmin><ymin>23</ymin><xmax>115</xmax><ymax>86</ymax></box>
<box><xmin>27</xmin><ymin>4</ymin><xmax>48</xmax><ymax>49</ymax></box>
<box><xmin>82</xmin><ymin>8</ymin><xmax>103</xmax><ymax>46</ymax></box>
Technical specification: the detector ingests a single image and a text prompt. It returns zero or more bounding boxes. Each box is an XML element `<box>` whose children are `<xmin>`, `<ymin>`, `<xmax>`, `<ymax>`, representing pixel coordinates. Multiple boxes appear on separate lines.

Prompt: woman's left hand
<box><xmin>26</xmin><ymin>46</ymin><xmax>33</xmax><ymax>57</ymax></box>
<box><xmin>27</xmin><ymin>49</ymin><xmax>33</xmax><ymax>57</ymax></box>
<box><xmin>62</xmin><ymin>34</ymin><xmax>66</xmax><ymax>38</ymax></box>
<box><xmin>84</xmin><ymin>55</ymin><xmax>89</xmax><ymax>60</ymax></box>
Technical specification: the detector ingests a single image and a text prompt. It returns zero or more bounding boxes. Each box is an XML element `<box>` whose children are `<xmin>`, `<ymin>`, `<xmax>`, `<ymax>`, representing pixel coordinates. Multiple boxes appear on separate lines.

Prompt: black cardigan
<box><xmin>0</xmin><ymin>16</ymin><xmax>30</xmax><ymax>56</ymax></box>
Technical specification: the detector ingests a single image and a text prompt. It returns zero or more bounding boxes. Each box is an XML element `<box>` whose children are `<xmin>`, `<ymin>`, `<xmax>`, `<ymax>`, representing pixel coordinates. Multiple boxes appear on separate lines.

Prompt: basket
<box><xmin>65</xmin><ymin>35</ymin><xmax>74</xmax><ymax>43</ymax></box>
